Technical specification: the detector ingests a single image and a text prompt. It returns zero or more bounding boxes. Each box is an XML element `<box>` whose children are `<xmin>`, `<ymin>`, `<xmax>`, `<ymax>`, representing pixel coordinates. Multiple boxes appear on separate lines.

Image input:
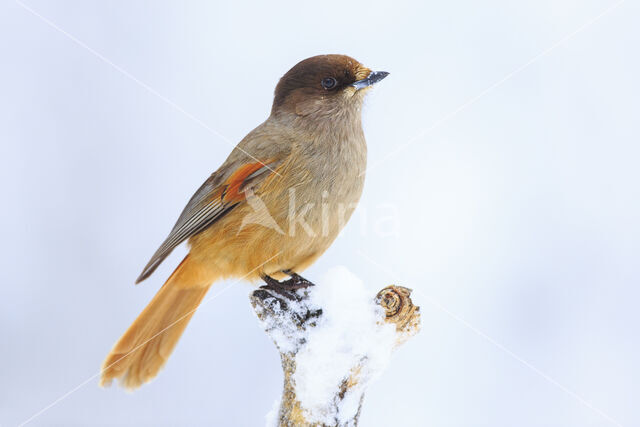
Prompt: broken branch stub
<box><xmin>251</xmin><ymin>277</ymin><xmax>420</xmax><ymax>427</ymax></box>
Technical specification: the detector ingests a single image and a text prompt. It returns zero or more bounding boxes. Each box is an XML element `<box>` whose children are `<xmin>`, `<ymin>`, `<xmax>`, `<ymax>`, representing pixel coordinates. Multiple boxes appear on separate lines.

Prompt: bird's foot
<box><xmin>281</xmin><ymin>270</ymin><xmax>315</xmax><ymax>289</ymax></box>
<box><xmin>260</xmin><ymin>271</ymin><xmax>315</xmax><ymax>297</ymax></box>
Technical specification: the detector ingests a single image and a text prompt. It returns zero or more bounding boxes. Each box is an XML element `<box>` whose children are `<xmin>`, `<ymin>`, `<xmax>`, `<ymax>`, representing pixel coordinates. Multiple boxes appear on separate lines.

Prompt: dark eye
<box><xmin>321</xmin><ymin>77</ymin><xmax>337</xmax><ymax>90</ymax></box>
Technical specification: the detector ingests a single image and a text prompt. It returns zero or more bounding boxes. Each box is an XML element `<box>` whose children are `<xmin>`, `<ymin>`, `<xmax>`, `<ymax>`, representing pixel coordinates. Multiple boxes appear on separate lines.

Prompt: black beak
<box><xmin>351</xmin><ymin>71</ymin><xmax>389</xmax><ymax>90</ymax></box>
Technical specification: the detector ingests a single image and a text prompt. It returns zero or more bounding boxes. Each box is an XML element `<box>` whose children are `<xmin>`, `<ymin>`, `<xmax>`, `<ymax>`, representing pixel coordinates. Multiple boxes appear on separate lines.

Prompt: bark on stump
<box><xmin>251</xmin><ymin>282</ymin><xmax>420</xmax><ymax>427</ymax></box>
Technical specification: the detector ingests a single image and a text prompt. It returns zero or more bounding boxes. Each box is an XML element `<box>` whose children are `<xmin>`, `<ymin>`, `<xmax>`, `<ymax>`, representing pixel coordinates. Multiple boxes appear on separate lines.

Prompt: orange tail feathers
<box><xmin>100</xmin><ymin>255</ymin><xmax>216</xmax><ymax>389</ymax></box>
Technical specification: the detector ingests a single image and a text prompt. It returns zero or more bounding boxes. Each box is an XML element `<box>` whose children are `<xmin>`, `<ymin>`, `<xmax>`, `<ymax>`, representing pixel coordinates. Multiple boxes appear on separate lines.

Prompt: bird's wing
<box><xmin>135</xmin><ymin>159</ymin><xmax>282</xmax><ymax>283</ymax></box>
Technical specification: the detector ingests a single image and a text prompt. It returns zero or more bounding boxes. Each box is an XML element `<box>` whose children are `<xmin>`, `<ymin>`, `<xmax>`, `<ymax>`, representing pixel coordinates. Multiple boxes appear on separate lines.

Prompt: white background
<box><xmin>1</xmin><ymin>0</ymin><xmax>638</xmax><ymax>426</ymax></box>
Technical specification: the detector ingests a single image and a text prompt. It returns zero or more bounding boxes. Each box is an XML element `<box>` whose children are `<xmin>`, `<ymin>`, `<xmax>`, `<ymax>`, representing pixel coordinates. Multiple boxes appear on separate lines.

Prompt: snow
<box><xmin>293</xmin><ymin>267</ymin><xmax>398</xmax><ymax>424</ymax></box>
<box><xmin>264</xmin><ymin>398</ymin><xmax>281</xmax><ymax>427</ymax></box>
<box><xmin>254</xmin><ymin>266</ymin><xmax>403</xmax><ymax>425</ymax></box>
<box><xmin>255</xmin><ymin>266</ymin><xmax>399</xmax><ymax>425</ymax></box>
<box><xmin>252</xmin><ymin>288</ymin><xmax>313</xmax><ymax>354</ymax></box>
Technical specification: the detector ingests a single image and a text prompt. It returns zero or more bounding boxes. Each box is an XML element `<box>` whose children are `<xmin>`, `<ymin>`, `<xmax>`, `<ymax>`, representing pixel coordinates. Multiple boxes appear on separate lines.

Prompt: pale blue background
<box><xmin>1</xmin><ymin>0</ymin><xmax>638</xmax><ymax>426</ymax></box>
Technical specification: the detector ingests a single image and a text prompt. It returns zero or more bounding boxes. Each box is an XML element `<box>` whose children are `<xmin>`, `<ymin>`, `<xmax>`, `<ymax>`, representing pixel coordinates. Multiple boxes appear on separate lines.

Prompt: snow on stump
<box><xmin>251</xmin><ymin>267</ymin><xmax>421</xmax><ymax>427</ymax></box>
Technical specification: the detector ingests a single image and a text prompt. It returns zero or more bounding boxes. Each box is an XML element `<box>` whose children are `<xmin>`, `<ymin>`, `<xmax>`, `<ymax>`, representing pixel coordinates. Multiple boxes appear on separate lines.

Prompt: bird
<box><xmin>100</xmin><ymin>54</ymin><xmax>388</xmax><ymax>389</ymax></box>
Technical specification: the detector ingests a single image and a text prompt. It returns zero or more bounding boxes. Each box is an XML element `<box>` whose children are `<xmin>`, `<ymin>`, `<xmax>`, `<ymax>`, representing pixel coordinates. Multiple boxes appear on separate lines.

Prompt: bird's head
<box><xmin>271</xmin><ymin>54</ymin><xmax>388</xmax><ymax>119</ymax></box>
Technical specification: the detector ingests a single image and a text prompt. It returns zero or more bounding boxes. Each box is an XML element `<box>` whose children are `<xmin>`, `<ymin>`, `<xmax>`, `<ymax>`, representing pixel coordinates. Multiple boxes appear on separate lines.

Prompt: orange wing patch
<box><xmin>221</xmin><ymin>161</ymin><xmax>274</xmax><ymax>203</ymax></box>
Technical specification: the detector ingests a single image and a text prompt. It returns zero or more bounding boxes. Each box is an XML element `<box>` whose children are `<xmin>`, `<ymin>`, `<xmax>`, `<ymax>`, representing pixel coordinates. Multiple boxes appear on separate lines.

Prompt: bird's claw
<box><xmin>260</xmin><ymin>271</ymin><xmax>315</xmax><ymax>297</ymax></box>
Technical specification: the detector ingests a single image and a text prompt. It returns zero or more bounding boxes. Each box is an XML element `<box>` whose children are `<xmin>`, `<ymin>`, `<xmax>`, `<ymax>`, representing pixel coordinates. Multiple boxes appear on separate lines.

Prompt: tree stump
<box><xmin>250</xmin><ymin>268</ymin><xmax>420</xmax><ymax>427</ymax></box>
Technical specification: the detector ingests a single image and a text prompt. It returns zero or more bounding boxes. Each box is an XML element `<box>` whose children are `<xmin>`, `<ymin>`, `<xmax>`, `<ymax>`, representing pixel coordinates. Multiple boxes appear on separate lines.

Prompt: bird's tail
<box><xmin>100</xmin><ymin>255</ymin><xmax>216</xmax><ymax>389</ymax></box>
